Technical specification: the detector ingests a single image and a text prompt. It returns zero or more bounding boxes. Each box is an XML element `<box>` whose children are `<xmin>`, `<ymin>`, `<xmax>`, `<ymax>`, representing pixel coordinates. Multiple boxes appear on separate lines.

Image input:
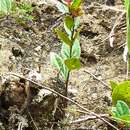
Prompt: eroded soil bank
<box><xmin>0</xmin><ymin>0</ymin><xmax>127</xmax><ymax>130</ymax></box>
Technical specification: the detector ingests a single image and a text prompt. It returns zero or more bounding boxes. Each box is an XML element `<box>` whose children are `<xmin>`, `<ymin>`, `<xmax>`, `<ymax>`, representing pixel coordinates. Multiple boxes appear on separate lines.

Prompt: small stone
<box><xmin>28</xmin><ymin>70</ymin><xmax>42</xmax><ymax>82</ymax></box>
<box><xmin>34</xmin><ymin>46</ymin><xmax>41</xmax><ymax>52</ymax></box>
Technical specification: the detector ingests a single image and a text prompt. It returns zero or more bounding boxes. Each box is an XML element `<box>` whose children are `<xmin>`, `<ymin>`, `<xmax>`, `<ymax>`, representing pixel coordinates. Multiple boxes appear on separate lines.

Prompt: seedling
<box><xmin>50</xmin><ymin>0</ymin><xmax>82</xmax><ymax>105</ymax></box>
<box><xmin>110</xmin><ymin>81</ymin><xmax>130</xmax><ymax>127</ymax></box>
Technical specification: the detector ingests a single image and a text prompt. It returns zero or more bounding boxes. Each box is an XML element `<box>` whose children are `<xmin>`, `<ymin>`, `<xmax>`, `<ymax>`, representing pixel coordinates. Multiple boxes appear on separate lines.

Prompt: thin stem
<box><xmin>65</xmin><ymin>71</ymin><xmax>70</xmax><ymax>98</ymax></box>
<box><xmin>64</xmin><ymin>17</ymin><xmax>75</xmax><ymax>106</ymax></box>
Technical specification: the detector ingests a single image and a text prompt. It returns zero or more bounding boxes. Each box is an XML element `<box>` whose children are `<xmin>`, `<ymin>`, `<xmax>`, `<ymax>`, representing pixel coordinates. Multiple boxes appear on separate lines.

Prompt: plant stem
<box><xmin>65</xmin><ymin>70</ymin><xmax>70</xmax><ymax>97</ymax></box>
<box><xmin>64</xmin><ymin>17</ymin><xmax>75</xmax><ymax>107</ymax></box>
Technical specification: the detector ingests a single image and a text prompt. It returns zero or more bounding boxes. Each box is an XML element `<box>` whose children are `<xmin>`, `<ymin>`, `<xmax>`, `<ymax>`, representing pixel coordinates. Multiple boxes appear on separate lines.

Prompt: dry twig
<box><xmin>101</xmin><ymin>5</ymin><xmax>125</xmax><ymax>12</ymax></box>
<box><xmin>84</xmin><ymin>70</ymin><xmax>109</xmax><ymax>88</ymax></box>
<box><xmin>102</xmin><ymin>12</ymin><xmax>125</xmax><ymax>44</ymax></box>
<box><xmin>70</xmin><ymin>114</ymin><xmax>109</xmax><ymax>124</ymax></box>
<box><xmin>27</xmin><ymin>109</ymin><xmax>39</xmax><ymax>130</ymax></box>
<box><xmin>8</xmin><ymin>72</ymin><xmax>119</xmax><ymax>130</ymax></box>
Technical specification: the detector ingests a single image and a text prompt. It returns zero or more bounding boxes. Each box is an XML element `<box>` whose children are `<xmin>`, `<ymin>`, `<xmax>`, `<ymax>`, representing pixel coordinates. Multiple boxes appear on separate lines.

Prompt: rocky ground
<box><xmin>0</xmin><ymin>0</ymin><xmax>128</xmax><ymax>130</ymax></box>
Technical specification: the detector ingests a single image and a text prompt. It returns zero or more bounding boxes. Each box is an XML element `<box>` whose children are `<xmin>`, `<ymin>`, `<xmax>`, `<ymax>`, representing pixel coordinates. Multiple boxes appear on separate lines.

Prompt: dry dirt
<box><xmin>0</xmin><ymin>0</ymin><xmax>128</xmax><ymax>130</ymax></box>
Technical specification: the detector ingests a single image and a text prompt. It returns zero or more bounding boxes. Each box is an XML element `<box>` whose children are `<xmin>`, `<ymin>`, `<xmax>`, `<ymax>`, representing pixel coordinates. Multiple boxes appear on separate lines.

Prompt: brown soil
<box><xmin>0</xmin><ymin>0</ymin><xmax>127</xmax><ymax>130</ymax></box>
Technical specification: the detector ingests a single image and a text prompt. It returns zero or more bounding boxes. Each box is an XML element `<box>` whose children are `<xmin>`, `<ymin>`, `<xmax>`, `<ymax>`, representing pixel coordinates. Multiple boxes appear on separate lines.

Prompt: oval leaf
<box><xmin>64</xmin><ymin>58</ymin><xmax>80</xmax><ymax>70</ymax></box>
<box><xmin>55</xmin><ymin>29</ymin><xmax>72</xmax><ymax>47</ymax></box>
<box><xmin>64</xmin><ymin>16</ymin><xmax>74</xmax><ymax>31</ymax></box>
<box><xmin>71</xmin><ymin>0</ymin><xmax>81</xmax><ymax>9</ymax></box>
<box><xmin>74</xmin><ymin>16</ymin><xmax>80</xmax><ymax>29</ymax></box>
<box><xmin>61</xmin><ymin>43</ymin><xmax>70</xmax><ymax>60</ymax></box>
<box><xmin>64</xmin><ymin>22</ymin><xmax>72</xmax><ymax>36</ymax></box>
<box><xmin>61</xmin><ymin>39</ymin><xmax>80</xmax><ymax>60</ymax></box>
<box><xmin>116</xmin><ymin>100</ymin><xmax>130</xmax><ymax>116</ymax></box>
<box><xmin>56</xmin><ymin>2</ymin><xmax>69</xmax><ymax>14</ymax></box>
<box><xmin>50</xmin><ymin>52</ymin><xmax>63</xmax><ymax>70</ymax></box>
<box><xmin>50</xmin><ymin>52</ymin><xmax>68</xmax><ymax>80</ymax></box>
<box><xmin>72</xmin><ymin>38</ymin><xmax>81</xmax><ymax>58</ymax></box>
<box><xmin>112</xmin><ymin>107</ymin><xmax>121</xmax><ymax>117</ymax></box>
<box><xmin>112</xmin><ymin>81</ymin><xmax>130</xmax><ymax>106</ymax></box>
<box><xmin>110</xmin><ymin>80</ymin><xmax>118</xmax><ymax>91</ymax></box>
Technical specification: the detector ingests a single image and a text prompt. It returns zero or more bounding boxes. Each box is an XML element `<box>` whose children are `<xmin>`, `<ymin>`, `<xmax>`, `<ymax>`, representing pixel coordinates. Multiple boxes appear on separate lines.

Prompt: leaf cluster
<box><xmin>112</xmin><ymin>100</ymin><xmax>130</xmax><ymax>126</ymax></box>
<box><xmin>110</xmin><ymin>81</ymin><xmax>130</xmax><ymax>126</ymax></box>
<box><xmin>50</xmin><ymin>0</ymin><xmax>82</xmax><ymax>80</ymax></box>
<box><xmin>110</xmin><ymin>81</ymin><xmax>130</xmax><ymax>107</ymax></box>
<box><xmin>55</xmin><ymin>0</ymin><xmax>83</xmax><ymax>16</ymax></box>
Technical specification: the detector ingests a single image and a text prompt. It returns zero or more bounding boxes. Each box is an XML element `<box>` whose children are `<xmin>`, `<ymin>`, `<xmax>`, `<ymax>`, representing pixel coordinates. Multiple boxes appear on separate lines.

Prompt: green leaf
<box><xmin>61</xmin><ymin>43</ymin><xmax>70</xmax><ymax>60</ymax></box>
<box><xmin>112</xmin><ymin>107</ymin><xmax>121</xmax><ymax>117</ymax></box>
<box><xmin>56</xmin><ymin>2</ymin><xmax>69</xmax><ymax>14</ymax></box>
<box><xmin>111</xmin><ymin>101</ymin><xmax>130</xmax><ymax>126</ymax></box>
<box><xmin>64</xmin><ymin>16</ymin><xmax>74</xmax><ymax>31</ymax></box>
<box><xmin>64</xmin><ymin>22</ymin><xmax>72</xmax><ymax>36</ymax></box>
<box><xmin>72</xmin><ymin>0</ymin><xmax>81</xmax><ymax>9</ymax></box>
<box><xmin>112</xmin><ymin>116</ymin><xmax>130</xmax><ymax>125</ymax></box>
<box><xmin>50</xmin><ymin>52</ymin><xmax>68</xmax><ymax>80</ymax></box>
<box><xmin>74</xmin><ymin>17</ymin><xmax>80</xmax><ymax>29</ymax></box>
<box><xmin>73</xmin><ymin>30</ymin><xmax>80</xmax><ymax>42</ymax></box>
<box><xmin>0</xmin><ymin>0</ymin><xmax>12</xmax><ymax>14</ymax></box>
<box><xmin>62</xmin><ymin>64</ymin><xmax>69</xmax><ymax>80</ymax></box>
<box><xmin>72</xmin><ymin>38</ymin><xmax>81</xmax><ymax>58</ymax></box>
<box><xmin>50</xmin><ymin>52</ymin><xmax>63</xmax><ymax>70</ymax></box>
<box><xmin>64</xmin><ymin>58</ymin><xmax>80</xmax><ymax>70</ymax></box>
<box><xmin>116</xmin><ymin>100</ymin><xmax>130</xmax><ymax>117</ymax></box>
<box><xmin>55</xmin><ymin>29</ymin><xmax>72</xmax><ymax>47</ymax></box>
<box><xmin>61</xmin><ymin>38</ymin><xmax>80</xmax><ymax>60</ymax></box>
<box><xmin>110</xmin><ymin>81</ymin><xmax>118</xmax><ymax>91</ymax></box>
<box><xmin>112</xmin><ymin>101</ymin><xmax>130</xmax><ymax>125</ymax></box>
<box><xmin>112</xmin><ymin>81</ymin><xmax>130</xmax><ymax>106</ymax></box>
<box><xmin>120</xmin><ymin>115</ymin><xmax>130</xmax><ymax>121</ymax></box>
<box><xmin>64</xmin><ymin>15</ymin><xmax>80</xmax><ymax>36</ymax></box>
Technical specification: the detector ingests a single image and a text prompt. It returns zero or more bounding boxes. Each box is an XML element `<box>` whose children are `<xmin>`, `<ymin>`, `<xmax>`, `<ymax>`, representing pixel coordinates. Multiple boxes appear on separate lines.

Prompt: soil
<box><xmin>0</xmin><ymin>0</ymin><xmax>128</xmax><ymax>130</ymax></box>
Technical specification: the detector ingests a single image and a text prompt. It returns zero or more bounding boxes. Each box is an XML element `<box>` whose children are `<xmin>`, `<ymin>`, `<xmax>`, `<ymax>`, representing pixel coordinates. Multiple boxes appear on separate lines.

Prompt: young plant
<box><xmin>50</xmin><ymin>0</ymin><xmax>83</xmax><ymax>105</ymax></box>
<box><xmin>110</xmin><ymin>80</ymin><xmax>130</xmax><ymax>127</ymax></box>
